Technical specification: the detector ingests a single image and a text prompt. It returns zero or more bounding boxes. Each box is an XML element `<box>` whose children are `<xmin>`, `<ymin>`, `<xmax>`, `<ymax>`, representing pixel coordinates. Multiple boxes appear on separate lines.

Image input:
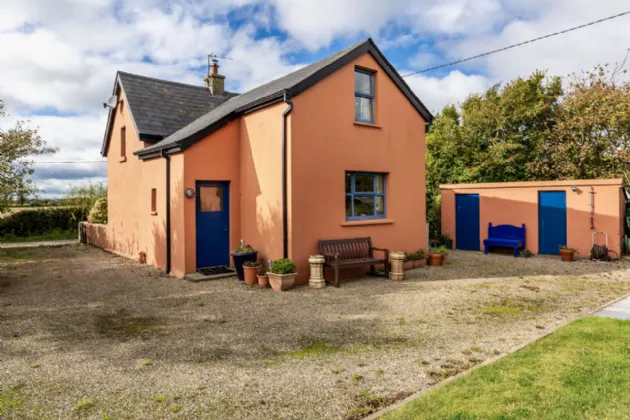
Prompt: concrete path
<box><xmin>1</xmin><ymin>239</ymin><xmax>78</xmax><ymax>249</ymax></box>
<box><xmin>594</xmin><ymin>295</ymin><xmax>630</xmax><ymax>320</ymax></box>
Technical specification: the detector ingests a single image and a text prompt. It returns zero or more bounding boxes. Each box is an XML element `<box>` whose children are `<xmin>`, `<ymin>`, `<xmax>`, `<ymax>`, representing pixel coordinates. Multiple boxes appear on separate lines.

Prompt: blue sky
<box><xmin>1</xmin><ymin>0</ymin><xmax>629</xmax><ymax>196</ymax></box>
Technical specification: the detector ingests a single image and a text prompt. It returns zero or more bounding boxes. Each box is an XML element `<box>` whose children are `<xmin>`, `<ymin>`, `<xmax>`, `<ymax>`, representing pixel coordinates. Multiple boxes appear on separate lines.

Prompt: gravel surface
<box><xmin>2</xmin><ymin>245</ymin><xmax>630</xmax><ymax>419</ymax></box>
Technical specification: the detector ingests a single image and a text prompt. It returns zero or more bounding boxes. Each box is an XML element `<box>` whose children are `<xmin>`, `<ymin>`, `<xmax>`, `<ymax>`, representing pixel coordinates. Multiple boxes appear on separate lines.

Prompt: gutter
<box><xmin>282</xmin><ymin>91</ymin><xmax>293</xmax><ymax>259</ymax></box>
<box><xmin>161</xmin><ymin>150</ymin><xmax>171</xmax><ymax>273</ymax></box>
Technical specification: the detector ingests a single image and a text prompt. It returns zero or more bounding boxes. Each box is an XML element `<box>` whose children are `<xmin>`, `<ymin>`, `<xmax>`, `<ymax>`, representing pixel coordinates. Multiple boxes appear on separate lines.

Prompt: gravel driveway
<box><xmin>2</xmin><ymin>245</ymin><xmax>630</xmax><ymax>419</ymax></box>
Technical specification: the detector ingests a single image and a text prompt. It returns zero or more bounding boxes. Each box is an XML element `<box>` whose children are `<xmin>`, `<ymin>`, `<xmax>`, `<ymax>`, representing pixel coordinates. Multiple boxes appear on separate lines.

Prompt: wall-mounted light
<box><xmin>185</xmin><ymin>188</ymin><xmax>195</xmax><ymax>198</ymax></box>
<box><xmin>571</xmin><ymin>186</ymin><xmax>577</xmax><ymax>192</ymax></box>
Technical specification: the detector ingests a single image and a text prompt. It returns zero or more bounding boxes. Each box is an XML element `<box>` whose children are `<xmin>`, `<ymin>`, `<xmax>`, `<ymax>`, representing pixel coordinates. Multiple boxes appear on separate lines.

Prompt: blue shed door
<box><xmin>456</xmin><ymin>194</ymin><xmax>480</xmax><ymax>251</ymax></box>
<box><xmin>538</xmin><ymin>191</ymin><xmax>567</xmax><ymax>255</ymax></box>
<box><xmin>196</xmin><ymin>181</ymin><xmax>230</xmax><ymax>268</ymax></box>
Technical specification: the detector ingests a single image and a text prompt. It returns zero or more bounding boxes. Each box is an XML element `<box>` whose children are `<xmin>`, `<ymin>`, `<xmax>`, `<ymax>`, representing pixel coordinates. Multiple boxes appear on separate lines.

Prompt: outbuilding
<box><xmin>440</xmin><ymin>179</ymin><xmax>627</xmax><ymax>258</ymax></box>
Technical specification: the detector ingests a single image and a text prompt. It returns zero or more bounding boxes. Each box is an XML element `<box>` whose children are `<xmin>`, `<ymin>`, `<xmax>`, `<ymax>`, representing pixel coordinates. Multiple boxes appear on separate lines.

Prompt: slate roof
<box><xmin>101</xmin><ymin>73</ymin><xmax>237</xmax><ymax>155</ymax></box>
<box><xmin>135</xmin><ymin>38</ymin><xmax>433</xmax><ymax>159</ymax></box>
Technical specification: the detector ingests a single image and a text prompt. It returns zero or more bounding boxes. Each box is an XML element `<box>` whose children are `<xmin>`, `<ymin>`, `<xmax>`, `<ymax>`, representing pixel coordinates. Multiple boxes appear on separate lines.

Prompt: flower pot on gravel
<box><xmin>428</xmin><ymin>253</ymin><xmax>442</xmax><ymax>266</ymax></box>
<box><xmin>403</xmin><ymin>261</ymin><xmax>414</xmax><ymax>271</ymax></box>
<box><xmin>268</xmin><ymin>258</ymin><xmax>297</xmax><ymax>292</ymax></box>
<box><xmin>257</xmin><ymin>274</ymin><xmax>269</xmax><ymax>289</ymax></box>
<box><xmin>267</xmin><ymin>273</ymin><xmax>296</xmax><ymax>291</ymax></box>
<box><xmin>231</xmin><ymin>243</ymin><xmax>258</xmax><ymax>281</ymax></box>
<box><xmin>242</xmin><ymin>261</ymin><xmax>260</xmax><ymax>286</ymax></box>
<box><xmin>560</xmin><ymin>247</ymin><xmax>576</xmax><ymax>262</ymax></box>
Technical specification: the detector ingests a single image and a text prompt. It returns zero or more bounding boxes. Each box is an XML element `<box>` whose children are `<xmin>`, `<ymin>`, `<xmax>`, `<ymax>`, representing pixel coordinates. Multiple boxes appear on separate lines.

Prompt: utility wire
<box><xmin>402</xmin><ymin>10</ymin><xmax>630</xmax><ymax>77</ymax></box>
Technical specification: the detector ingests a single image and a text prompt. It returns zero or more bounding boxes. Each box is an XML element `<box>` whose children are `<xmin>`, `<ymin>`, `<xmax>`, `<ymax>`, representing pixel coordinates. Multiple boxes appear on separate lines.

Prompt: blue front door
<box><xmin>538</xmin><ymin>191</ymin><xmax>567</xmax><ymax>255</ymax></box>
<box><xmin>456</xmin><ymin>194</ymin><xmax>480</xmax><ymax>251</ymax></box>
<box><xmin>196</xmin><ymin>181</ymin><xmax>230</xmax><ymax>268</ymax></box>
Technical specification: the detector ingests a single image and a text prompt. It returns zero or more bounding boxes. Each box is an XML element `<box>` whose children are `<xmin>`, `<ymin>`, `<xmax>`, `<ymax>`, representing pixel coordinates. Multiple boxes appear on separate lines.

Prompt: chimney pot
<box><xmin>204</xmin><ymin>59</ymin><xmax>225</xmax><ymax>95</ymax></box>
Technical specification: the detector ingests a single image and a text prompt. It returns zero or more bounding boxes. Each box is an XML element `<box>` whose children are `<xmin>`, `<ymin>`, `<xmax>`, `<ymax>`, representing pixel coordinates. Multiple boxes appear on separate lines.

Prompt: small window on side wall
<box><xmin>345</xmin><ymin>172</ymin><xmax>385</xmax><ymax>220</ymax></box>
<box><xmin>151</xmin><ymin>188</ymin><xmax>157</xmax><ymax>214</ymax></box>
<box><xmin>120</xmin><ymin>126</ymin><xmax>127</xmax><ymax>161</ymax></box>
<box><xmin>355</xmin><ymin>69</ymin><xmax>374</xmax><ymax>123</ymax></box>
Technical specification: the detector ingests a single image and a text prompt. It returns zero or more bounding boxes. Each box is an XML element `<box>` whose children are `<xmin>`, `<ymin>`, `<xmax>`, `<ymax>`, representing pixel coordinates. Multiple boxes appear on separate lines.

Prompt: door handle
<box><xmin>224</xmin><ymin>228</ymin><xmax>229</xmax><ymax>232</ymax></box>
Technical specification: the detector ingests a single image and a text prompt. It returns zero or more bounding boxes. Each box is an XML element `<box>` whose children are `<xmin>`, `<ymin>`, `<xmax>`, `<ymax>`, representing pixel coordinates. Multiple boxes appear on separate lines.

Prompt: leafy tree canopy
<box><xmin>0</xmin><ymin>101</ymin><xmax>57</xmax><ymax>211</ymax></box>
<box><xmin>427</xmin><ymin>64</ymin><xmax>630</xmax><ymax>234</ymax></box>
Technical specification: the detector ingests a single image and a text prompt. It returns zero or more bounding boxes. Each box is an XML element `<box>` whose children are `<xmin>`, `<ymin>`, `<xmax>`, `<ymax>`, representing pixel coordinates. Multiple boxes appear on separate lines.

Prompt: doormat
<box><xmin>197</xmin><ymin>266</ymin><xmax>235</xmax><ymax>276</ymax></box>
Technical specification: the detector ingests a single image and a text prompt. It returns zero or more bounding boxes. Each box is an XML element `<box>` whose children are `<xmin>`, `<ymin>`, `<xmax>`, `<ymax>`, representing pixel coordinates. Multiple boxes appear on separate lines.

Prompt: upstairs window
<box><xmin>355</xmin><ymin>69</ymin><xmax>374</xmax><ymax>123</ymax></box>
<box><xmin>120</xmin><ymin>126</ymin><xmax>127</xmax><ymax>160</ymax></box>
<box><xmin>345</xmin><ymin>172</ymin><xmax>386</xmax><ymax>220</ymax></box>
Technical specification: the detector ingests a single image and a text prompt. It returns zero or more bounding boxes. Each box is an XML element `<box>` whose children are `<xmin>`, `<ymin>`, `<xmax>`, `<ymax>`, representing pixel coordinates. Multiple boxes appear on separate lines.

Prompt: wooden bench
<box><xmin>318</xmin><ymin>237</ymin><xmax>389</xmax><ymax>288</ymax></box>
<box><xmin>483</xmin><ymin>223</ymin><xmax>526</xmax><ymax>257</ymax></box>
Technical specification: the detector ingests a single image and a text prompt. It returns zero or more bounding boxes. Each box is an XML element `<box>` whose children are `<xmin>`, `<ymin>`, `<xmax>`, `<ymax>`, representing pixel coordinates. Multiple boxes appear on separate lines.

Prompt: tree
<box><xmin>66</xmin><ymin>182</ymin><xmax>107</xmax><ymax>214</ymax></box>
<box><xmin>530</xmin><ymin>65</ymin><xmax>630</xmax><ymax>184</ymax></box>
<box><xmin>425</xmin><ymin>72</ymin><xmax>563</xmax><ymax>232</ymax></box>
<box><xmin>0</xmin><ymin>101</ymin><xmax>57</xmax><ymax>211</ymax></box>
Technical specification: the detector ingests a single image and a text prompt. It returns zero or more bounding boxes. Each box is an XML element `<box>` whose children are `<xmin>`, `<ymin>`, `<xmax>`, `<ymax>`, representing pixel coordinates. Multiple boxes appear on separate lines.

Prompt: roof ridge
<box><xmin>117</xmin><ymin>71</ymin><xmax>238</xmax><ymax>95</ymax></box>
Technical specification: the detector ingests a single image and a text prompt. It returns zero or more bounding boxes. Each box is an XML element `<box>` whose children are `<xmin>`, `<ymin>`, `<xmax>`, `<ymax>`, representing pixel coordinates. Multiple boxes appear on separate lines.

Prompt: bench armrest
<box><xmin>372</xmin><ymin>247</ymin><xmax>389</xmax><ymax>253</ymax></box>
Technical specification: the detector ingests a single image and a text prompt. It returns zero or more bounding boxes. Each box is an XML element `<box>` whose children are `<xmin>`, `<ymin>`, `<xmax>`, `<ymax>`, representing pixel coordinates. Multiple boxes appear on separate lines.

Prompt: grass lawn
<box><xmin>384</xmin><ymin>316</ymin><xmax>630</xmax><ymax>420</ymax></box>
<box><xmin>0</xmin><ymin>229</ymin><xmax>76</xmax><ymax>243</ymax></box>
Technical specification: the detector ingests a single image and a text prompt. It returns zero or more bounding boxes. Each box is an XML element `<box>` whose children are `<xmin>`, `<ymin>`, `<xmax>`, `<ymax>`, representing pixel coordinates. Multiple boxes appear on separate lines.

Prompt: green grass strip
<box><xmin>385</xmin><ymin>316</ymin><xmax>630</xmax><ymax>420</ymax></box>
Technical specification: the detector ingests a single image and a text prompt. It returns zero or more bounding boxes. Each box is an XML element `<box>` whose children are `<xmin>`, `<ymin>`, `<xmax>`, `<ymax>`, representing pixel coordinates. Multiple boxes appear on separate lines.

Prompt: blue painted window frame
<box><xmin>354</xmin><ymin>69</ymin><xmax>375</xmax><ymax>124</ymax></box>
<box><xmin>345</xmin><ymin>172</ymin><xmax>386</xmax><ymax>220</ymax></box>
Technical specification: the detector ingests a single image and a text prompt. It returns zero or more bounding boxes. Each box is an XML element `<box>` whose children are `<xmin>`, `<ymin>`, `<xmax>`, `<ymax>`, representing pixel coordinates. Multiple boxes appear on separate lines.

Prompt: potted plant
<box><xmin>440</xmin><ymin>232</ymin><xmax>453</xmax><ymax>250</ymax></box>
<box><xmin>403</xmin><ymin>253</ymin><xmax>414</xmax><ymax>271</ymax></box>
<box><xmin>404</xmin><ymin>249</ymin><xmax>427</xmax><ymax>270</ymax></box>
<box><xmin>428</xmin><ymin>247</ymin><xmax>443</xmax><ymax>266</ymax></box>
<box><xmin>231</xmin><ymin>242</ymin><xmax>258</xmax><ymax>281</ymax></box>
<box><xmin>242</xmin><ymin>261</ymin><xmax>261</xmax><ymax>286</ymax></box>
<box><xmin>437</xmin><ymin>245</ymin><xmax>449</xmax><ymax>263</ymax></box>
<box><xmin>257</xmin><ymin>266</ymin><xmax>269</xmax><ymax>289</ymax></box>
<box><xmin>267</xmin><ymin>258</ymin><xmax>297</xmax><ymax>292</ymax></box>
<box><xmin>559</xmin><ymin>245</ymin><xmax>577</xmax><ymax>262</ymax></box>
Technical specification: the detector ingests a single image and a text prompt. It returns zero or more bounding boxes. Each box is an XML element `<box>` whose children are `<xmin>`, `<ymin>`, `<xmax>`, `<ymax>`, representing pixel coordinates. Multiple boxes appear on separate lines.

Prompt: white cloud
<box><xmin>406</xmin><ymin>71</ymin><xmax>490</xmax><ymax>113</ymax></box>
<box><xmin>2</xmin><ymin>0</ymin><xmax>630</xmax><ymax>196</ymax></box>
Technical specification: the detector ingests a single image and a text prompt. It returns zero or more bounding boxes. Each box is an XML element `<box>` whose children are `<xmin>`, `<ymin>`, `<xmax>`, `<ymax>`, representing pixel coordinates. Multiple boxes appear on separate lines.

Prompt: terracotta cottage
<box><xmin>92</xmin><ymin>39</ymin><xmax>432</xmax><ymax>283</ymax></box>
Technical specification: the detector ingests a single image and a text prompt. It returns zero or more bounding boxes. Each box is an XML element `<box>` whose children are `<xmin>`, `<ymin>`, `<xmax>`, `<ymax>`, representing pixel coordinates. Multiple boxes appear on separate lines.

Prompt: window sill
<box><xmin>341</xmin><ymin>219</ymin><xmax>394</xmax><ymax>227</ymax></box>
<box><xmin>150</xmin><ymin>211</ymin><xmax>158</xmax><ymax>216</ymax></box>
<box><xmin>119</xmin><ymin>156</ymin><xmax>127</xmax><ymax>163</ymax></box>
<box><xmin>354</xmin><ymin>121</ymin><xmax>382</xmax><ymax>129</ymax></box>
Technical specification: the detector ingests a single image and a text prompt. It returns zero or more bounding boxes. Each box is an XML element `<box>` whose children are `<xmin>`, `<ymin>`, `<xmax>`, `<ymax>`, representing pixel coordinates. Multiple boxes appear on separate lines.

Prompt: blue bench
<box><xmin>483</xmin><ymin>223</ymin><xmax>525</xmax><ymax>257</ymax></box>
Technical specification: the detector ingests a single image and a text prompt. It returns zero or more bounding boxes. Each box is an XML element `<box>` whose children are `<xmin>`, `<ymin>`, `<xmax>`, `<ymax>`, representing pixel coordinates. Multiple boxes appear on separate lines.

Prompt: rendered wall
<box><xmin>105</xmin><ymin>90</ymin><xmax>180</xmax><ymax>272</ymax></box>
<box><xmin>180</xmin><ymin>102</ymin><xmax>286</xmax><ymax>275</ymax></box>
<box><xmin>440</xmin><ymin>179</ymin><xmax>625</xmax><ymax>257</ymax></box>
<box><xmin>289</xmin><ymin>52</ymin><xmax>428</xmax><ymax>284</ymax></box>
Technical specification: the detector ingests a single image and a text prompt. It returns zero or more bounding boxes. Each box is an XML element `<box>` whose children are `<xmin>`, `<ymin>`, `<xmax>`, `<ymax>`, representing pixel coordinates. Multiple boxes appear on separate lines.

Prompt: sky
<box><xmin>1</xmin><ymin>0</ymin><xmax>629</xmax><ymax>197</ymax></box>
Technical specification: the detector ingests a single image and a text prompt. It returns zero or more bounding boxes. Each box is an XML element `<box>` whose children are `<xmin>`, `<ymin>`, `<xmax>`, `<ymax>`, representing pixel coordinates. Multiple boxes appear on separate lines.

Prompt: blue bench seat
<box><xmin>483</xmin><ymin>223</ymin><xmax>525</xmax><ymax>257</ymax></box>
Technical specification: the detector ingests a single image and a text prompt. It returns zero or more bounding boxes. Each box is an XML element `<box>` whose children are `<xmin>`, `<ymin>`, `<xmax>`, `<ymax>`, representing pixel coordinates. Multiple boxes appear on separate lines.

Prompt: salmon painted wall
<box><xmin>441</xmin><ymin>179</ymin><xmax>624</xmax><ymax>257</ymax></box>
<box><xmin>105</xmin><ymin>89</ymin><xmax>177</xmax><ymax>271</ymax></box>
<box><xmin>239</xmin><ymin>103</ymin><xmax>285</xmax><ymax>266</ymax></box>
<box><xmin>179</xmin><ymin>102</ymin><xmax>285</xmax><ymax>275</ymax></box>
<box><xmin>181</xmin><ymin>121</ymin><xmax>240</xmax><ymax>275</ymax></box>
<box><xmin>290</xmin><ymin>52</ymin><xmax>427</xmax><ymax>284</ymax></box>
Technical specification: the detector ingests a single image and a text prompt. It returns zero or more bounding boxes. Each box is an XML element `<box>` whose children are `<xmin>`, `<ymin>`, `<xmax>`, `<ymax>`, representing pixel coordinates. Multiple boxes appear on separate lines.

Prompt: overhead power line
<box><xmin>402</xmin><ymin>10</ymin><xmax>630</xmax><ymax>77</ymax></box>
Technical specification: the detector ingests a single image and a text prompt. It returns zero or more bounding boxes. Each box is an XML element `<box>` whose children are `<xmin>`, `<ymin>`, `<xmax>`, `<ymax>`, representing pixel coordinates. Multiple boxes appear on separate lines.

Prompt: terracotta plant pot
<box><xmin>428</xmin><ymin>253</ymin><xmax>442</xmax><ymax>266</ymax></box>
<box><xmin>560</xmin><ymin>249</ymin><xmax>575</xmax><ymax>262</ymax></box>
<box><xmin>267</xmin><ymin>272</ymin><xmax>296</xmax><ymax>292</ymax></box>
<box><xmin>243</xmin><ymin>266</ymin><xmax>259</xmax><ymax>286</ymax></box>
<box><xmin>257</xmin><ymin>274</ymin><xmax>269</xmax><ymax>289</ymax></box>
<box><xmin>403</xmin><ymin>261</ymin><xmax>414</xmax><ymax>271</ymax></box>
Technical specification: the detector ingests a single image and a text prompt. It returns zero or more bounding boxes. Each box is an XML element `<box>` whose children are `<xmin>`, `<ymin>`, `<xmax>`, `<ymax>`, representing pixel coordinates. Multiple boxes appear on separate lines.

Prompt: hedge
<box><xmin>0</xmin><ymin>207</ymin><xmax>89</xmax><ymax>238</ymax></box>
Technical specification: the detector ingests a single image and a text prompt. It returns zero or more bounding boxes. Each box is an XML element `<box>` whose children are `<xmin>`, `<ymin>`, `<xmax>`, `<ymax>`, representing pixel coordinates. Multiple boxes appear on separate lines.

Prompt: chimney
<box><xmin>204</xmin><ymin>58</ymin><xmax>225</xmax><ymax>95</ymax></box>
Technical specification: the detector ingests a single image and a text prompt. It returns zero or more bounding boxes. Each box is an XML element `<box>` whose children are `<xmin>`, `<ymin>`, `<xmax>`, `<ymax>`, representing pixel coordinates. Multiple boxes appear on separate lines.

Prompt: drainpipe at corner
<box><xmin>161</xmin><ymin>149</ymin><xmax>171</xmax><ymax>274</ymax></box>
<box><xmin>282</xmin><ymin>91</ymin><xmax>293</xmax><ymax>259</ymax></box>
